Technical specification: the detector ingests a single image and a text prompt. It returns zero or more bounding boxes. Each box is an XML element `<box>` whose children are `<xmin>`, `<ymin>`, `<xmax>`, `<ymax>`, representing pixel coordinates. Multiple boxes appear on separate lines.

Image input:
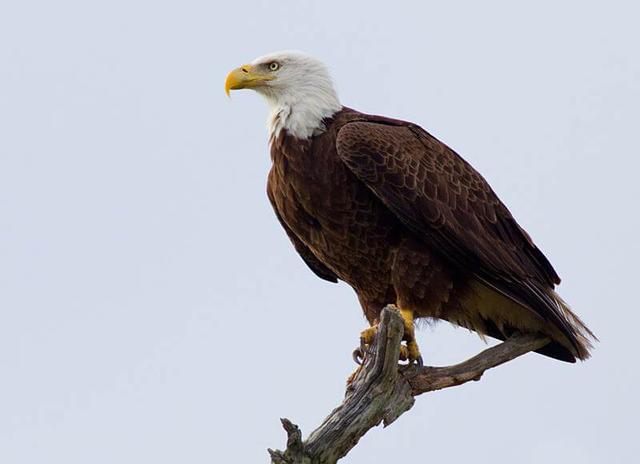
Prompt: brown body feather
<box><xmin>267</xmin><ymin>107</ymin><xmax>594</xmax><ymax>362</ymax></box>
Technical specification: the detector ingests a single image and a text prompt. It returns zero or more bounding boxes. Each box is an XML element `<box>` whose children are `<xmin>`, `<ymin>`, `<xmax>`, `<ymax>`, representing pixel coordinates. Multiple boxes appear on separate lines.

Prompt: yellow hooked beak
<box><xmin>224</xmin><ymin>64</ymin><xmax>274</xmax><ymax>97</ymax></box>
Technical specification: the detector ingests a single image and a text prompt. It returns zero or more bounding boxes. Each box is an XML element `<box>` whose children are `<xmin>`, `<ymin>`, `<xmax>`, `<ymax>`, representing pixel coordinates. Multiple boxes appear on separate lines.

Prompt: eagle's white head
<box><xmin>225</xmin><ymin>51</ymin><xmax>342</xmax><ymax>140</ymax></box>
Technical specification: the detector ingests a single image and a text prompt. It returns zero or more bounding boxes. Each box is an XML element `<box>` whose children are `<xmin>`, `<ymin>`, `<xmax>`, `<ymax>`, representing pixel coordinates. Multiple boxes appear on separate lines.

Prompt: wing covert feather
<box><xmin>336</xmin><ymin>121</ymin><xmax>559</xmax><ymax>287</ymax></box>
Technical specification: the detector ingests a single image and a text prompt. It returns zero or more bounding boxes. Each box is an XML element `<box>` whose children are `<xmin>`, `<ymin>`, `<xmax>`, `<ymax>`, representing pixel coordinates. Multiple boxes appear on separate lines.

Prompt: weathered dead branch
<box><xmin>268</xmin><ymin>306</ymin><xmax>549</xmax><ymax>464</ymax></box>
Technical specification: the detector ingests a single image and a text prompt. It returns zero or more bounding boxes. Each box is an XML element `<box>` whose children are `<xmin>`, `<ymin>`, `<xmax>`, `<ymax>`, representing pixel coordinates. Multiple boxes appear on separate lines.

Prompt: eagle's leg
<box><xmin>398</xmin><ymin>307</ymin><xmax>422</xmax><ymax>366</ymax></box>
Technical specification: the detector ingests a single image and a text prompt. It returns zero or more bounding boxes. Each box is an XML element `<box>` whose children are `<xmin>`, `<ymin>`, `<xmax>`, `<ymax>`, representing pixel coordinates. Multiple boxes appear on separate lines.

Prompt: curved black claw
<box><xmin>398</xmin><ymin>345</ymin><xmax>423</xmax><ymax>366</ymax></box>
<box><xmin>352</xmin><ymin>348</ymin><xmax>364</xmax><ymax>365</ymax></box>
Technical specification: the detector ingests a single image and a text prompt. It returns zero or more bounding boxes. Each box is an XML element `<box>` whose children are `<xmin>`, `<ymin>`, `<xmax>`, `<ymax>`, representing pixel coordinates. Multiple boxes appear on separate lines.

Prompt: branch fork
<box><xmin>269</xmin><ymin>306</ymin><xmax>549</xmax><ymax>464</ymax></box>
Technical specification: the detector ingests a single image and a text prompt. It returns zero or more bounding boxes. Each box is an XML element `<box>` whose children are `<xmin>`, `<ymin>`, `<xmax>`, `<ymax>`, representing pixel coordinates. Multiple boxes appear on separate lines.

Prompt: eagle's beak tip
<box><xmin>224</xmin><ymin>69</ymin><xmax>235</xmax><ymax>98</ymax></box>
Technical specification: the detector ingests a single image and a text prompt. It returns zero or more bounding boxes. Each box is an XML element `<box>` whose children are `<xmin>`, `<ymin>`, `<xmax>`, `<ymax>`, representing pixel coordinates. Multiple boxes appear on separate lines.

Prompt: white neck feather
<box><xmin>252</xmin><ymin>52</ymin><xmax>342</xmax><ymax>140</ymax></box>
<box><xmin>263</xmin><ymin>88</ymin><xmax>341</xmax><ymax>140</ymax></box>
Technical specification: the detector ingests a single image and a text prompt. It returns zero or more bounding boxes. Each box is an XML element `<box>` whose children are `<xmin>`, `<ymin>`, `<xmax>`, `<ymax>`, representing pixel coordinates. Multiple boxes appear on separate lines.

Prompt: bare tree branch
<box><xmin>268</xmin><ymin>305</ymin><xmax>549</xmax><ymax>464</ymax></box>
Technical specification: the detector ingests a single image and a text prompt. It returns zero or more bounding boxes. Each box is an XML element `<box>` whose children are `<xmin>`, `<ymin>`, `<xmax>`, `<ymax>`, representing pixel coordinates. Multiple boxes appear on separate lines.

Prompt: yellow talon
<box><xmin>360</xmin><ymin>325</ymin><xmax>379</xmax><ymax>345</ymax></box>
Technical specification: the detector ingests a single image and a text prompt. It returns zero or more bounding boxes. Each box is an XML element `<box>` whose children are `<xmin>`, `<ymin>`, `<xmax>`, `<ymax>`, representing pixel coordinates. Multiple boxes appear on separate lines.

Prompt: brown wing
<box><xmin>267</xmin><ymin>186</ymin><xmax>338</xmax><ymax>283</ymax></box>
<box><xmin>336</xmin><ymin>120</ymin><xmax>580</xmax><ymax>348</ymax></box>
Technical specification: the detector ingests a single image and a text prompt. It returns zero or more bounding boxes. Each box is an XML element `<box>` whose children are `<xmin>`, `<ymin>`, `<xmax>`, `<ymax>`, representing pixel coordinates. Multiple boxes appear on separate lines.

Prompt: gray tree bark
<box><xmin>268</xmin><ymin>305</ymin><xmax>549</xmax><ymax>464</ymax></box>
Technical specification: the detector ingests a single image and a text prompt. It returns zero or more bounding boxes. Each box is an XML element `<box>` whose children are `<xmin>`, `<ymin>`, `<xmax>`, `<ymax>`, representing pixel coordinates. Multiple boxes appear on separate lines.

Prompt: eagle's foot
<box><xmin>351</xmin><ymin>311</ymin><xmax>423</xmax><ymax>366</ymax></box>
<box><xmin>352</xmin><ymin>324</ymin><xmax>379</xmax><ymax>365</ymax></box>
<box><xmin>360</xmin><ymin>325</ymin><xmax>378</xmax><ymax>346</ymax></box>
<box><xmin>348</xmin><ymin>324</ymin><xmax>379</xmax><ymax>386</ymax></box>
<box><xmin>399</xmin><ymin>341</ymin><xmax>423</xmax><ymax>367</ymax></box>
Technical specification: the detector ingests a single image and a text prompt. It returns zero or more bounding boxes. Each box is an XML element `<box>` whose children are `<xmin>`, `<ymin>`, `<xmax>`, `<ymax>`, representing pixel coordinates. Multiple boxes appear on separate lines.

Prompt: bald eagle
<box><xmin>225</xmin><ymin>51</ymin><xmax>595</xmax><ymax>363</ymax></box>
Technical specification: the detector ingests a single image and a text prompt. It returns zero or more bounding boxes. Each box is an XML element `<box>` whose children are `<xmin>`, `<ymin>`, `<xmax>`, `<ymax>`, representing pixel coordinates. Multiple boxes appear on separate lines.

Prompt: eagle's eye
<box><xmin>268</xmin><ymin>62</ymin><xmax>280</xmax><ymax>71</ymax></box>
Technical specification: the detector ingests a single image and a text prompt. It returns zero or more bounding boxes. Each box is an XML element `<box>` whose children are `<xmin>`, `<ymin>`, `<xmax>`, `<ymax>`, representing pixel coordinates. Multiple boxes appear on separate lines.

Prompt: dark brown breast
<box><xmin>266</xmin><ymin>108</ymin><xmax>400</xmax><ymax>308</ymax></box>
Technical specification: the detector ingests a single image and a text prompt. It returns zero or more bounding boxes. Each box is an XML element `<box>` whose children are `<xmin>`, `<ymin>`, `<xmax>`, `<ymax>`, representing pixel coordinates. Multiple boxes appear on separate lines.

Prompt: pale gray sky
<box><xmin>1</xmin><ymin>1</ymin><xmax>638</xmax><ymax>462</ymax></box>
